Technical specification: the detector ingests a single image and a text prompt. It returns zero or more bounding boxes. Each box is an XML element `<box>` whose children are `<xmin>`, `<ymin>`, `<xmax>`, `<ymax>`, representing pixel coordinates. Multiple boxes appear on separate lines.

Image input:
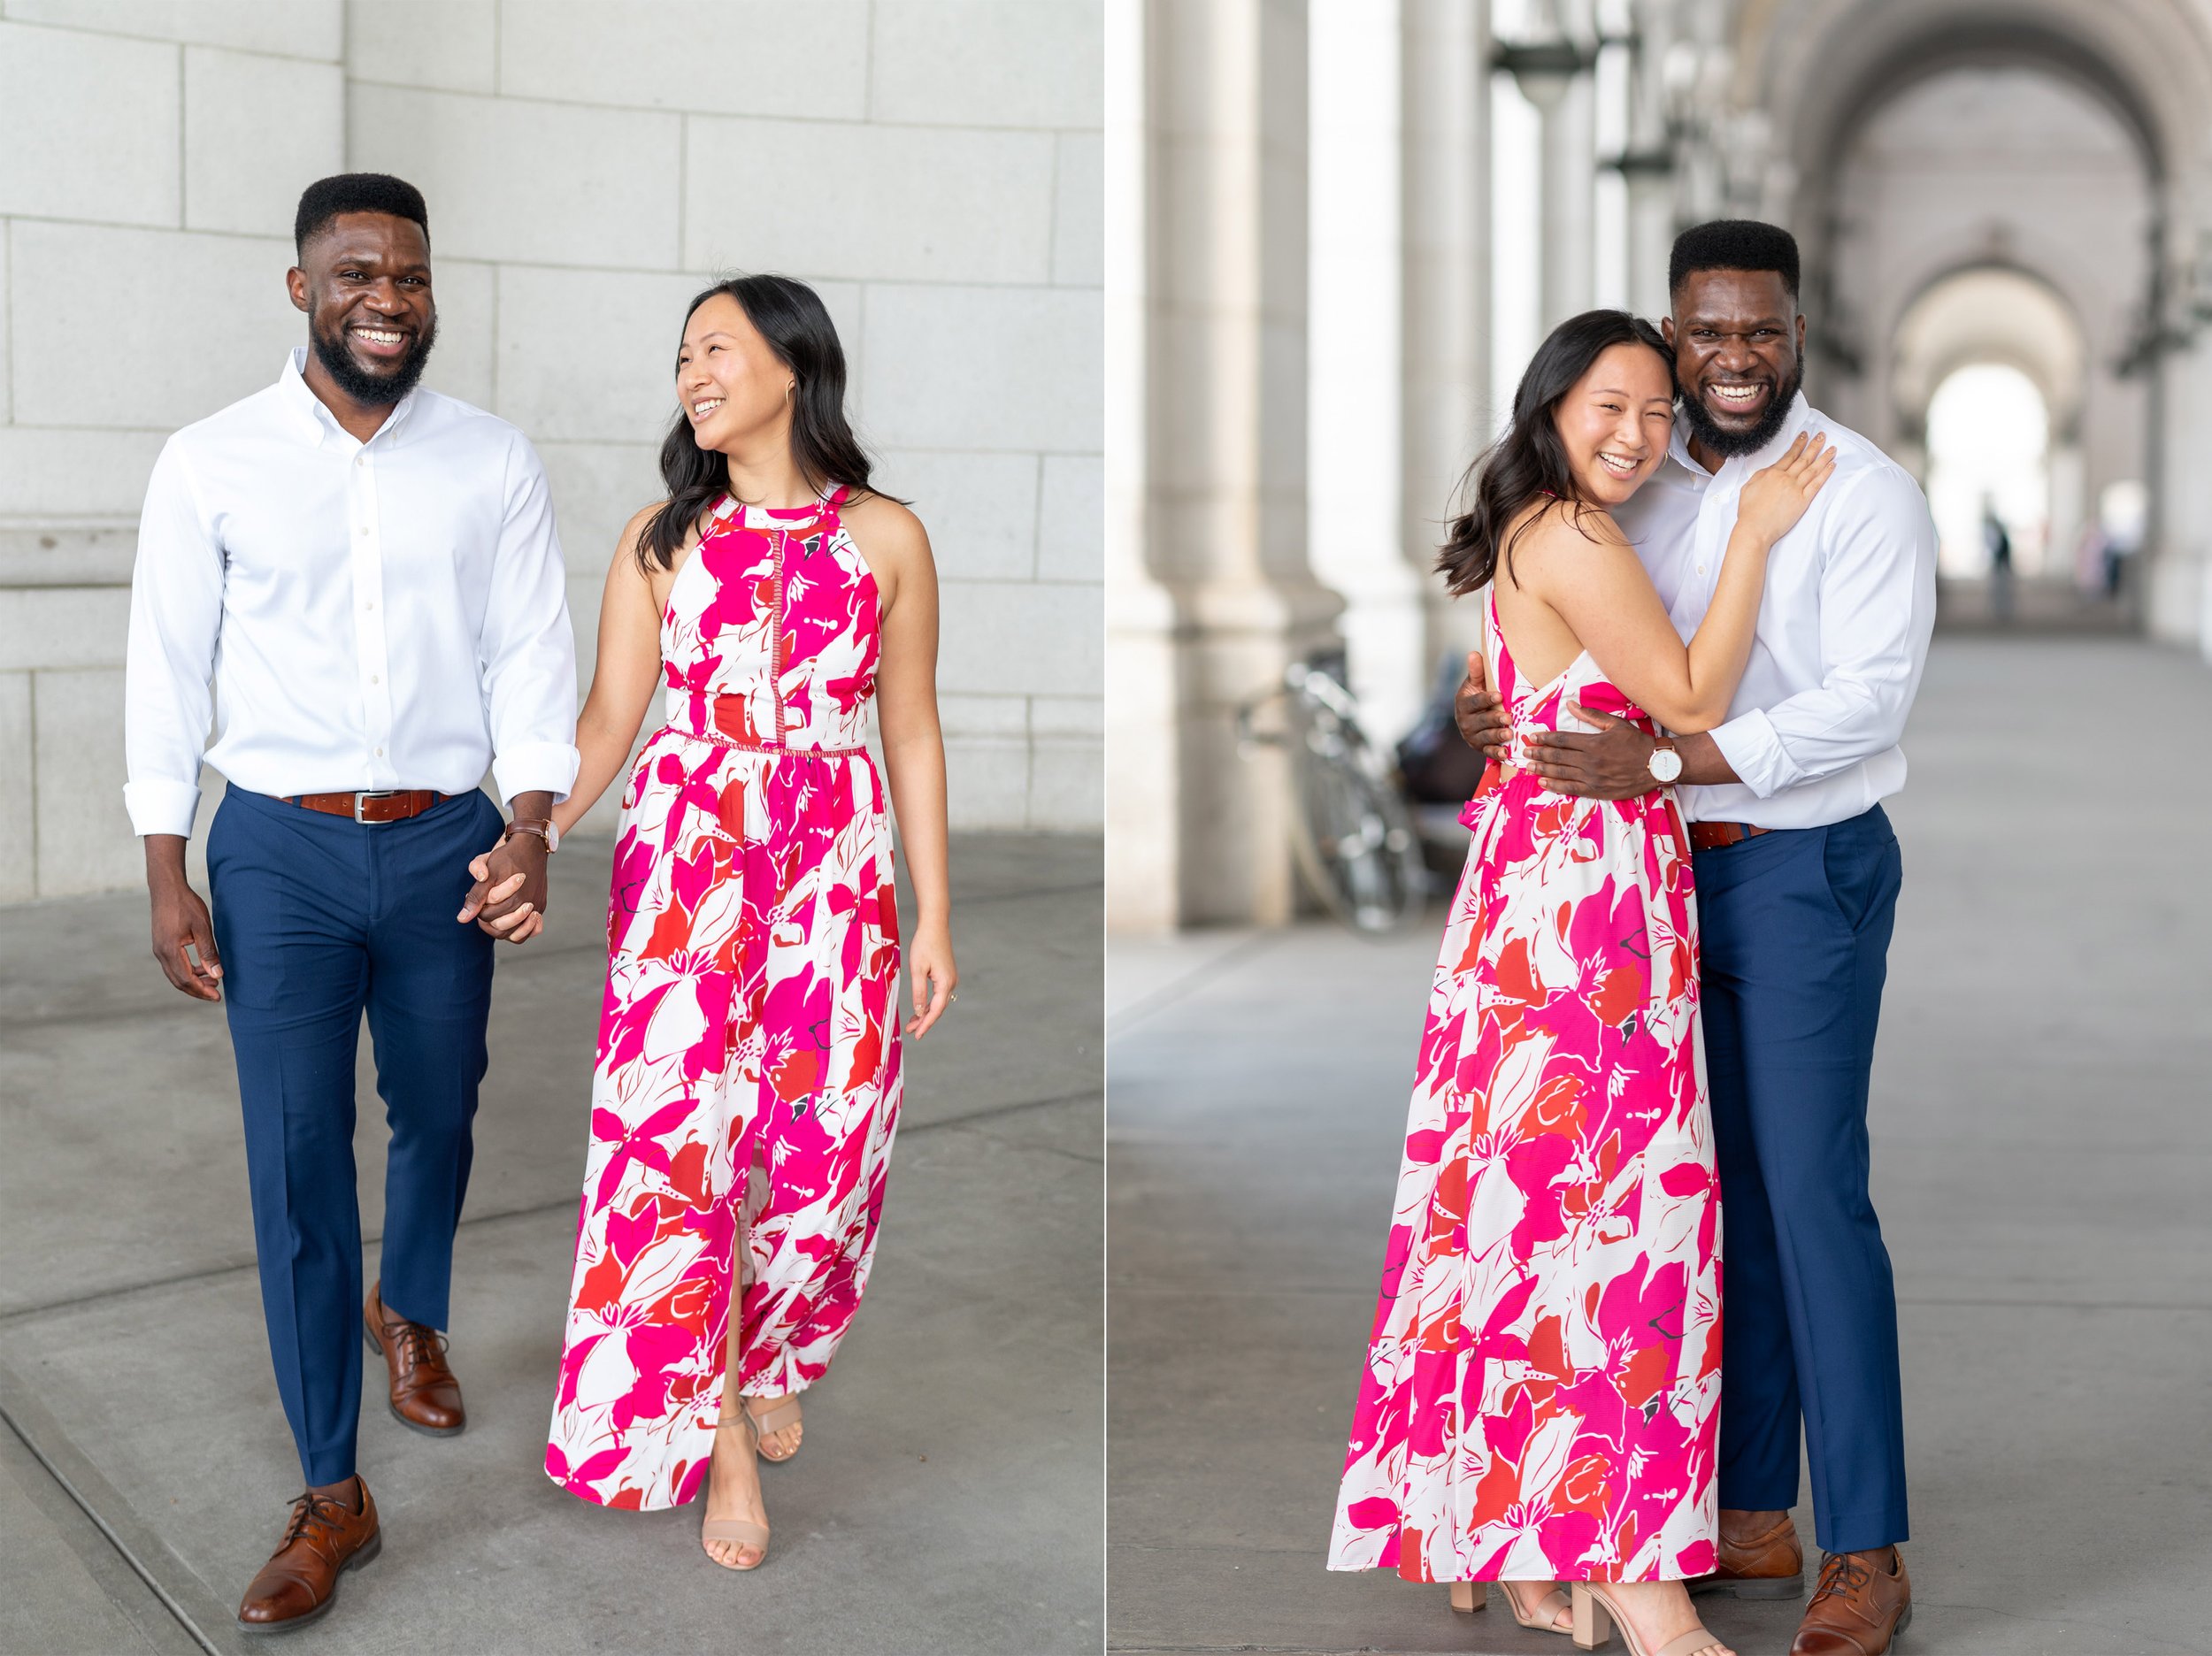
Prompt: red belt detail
<box><xmin>1687</xmin><ymin>820</ymin><xmax>1769</xmax><ymax>851</ymax></box>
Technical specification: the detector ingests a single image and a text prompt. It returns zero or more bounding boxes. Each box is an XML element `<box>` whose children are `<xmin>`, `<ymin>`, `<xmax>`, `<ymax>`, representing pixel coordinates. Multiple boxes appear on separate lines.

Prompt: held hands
<box><xmin>1735</xmin><ymin>430</ymin><xmax>1837</xmax><ymax>547</ymax></box>
<box><xmin>457</xmin><ymin>831</ymin><xmax>549</xmax><ymax>943</ymax></box>
<box><xmin>905</xmin><ymin>921</ymin><xmax>957</xmax><ymax>1039</ymax></box>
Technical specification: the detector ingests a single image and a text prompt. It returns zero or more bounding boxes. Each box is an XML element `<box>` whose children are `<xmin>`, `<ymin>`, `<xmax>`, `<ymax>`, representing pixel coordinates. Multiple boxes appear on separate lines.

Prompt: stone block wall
<box><xmin>0</xmin><ymin>0</ymin><xmax>1102</xmax><ymax>901</ymax></box>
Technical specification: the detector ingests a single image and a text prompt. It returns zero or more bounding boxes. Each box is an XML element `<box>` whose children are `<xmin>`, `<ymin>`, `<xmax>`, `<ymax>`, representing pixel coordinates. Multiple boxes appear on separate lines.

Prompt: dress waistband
<box><xmin>688</xmin><ymin>726</ymin><xmax>869</xmax><ymax>760</ymax></box>
<box><xmin>667</xmin><ymin>692</ymin><xmax>867</xmax><ymax>759</ymax></box>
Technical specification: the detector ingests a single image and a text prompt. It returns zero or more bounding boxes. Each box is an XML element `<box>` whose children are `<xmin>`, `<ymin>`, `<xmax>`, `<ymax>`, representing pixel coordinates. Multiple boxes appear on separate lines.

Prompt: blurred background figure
<box><xmin>1982</xmin><ymin>495</ymin><xmax>2015</xmax><ymax>621</ymax></box>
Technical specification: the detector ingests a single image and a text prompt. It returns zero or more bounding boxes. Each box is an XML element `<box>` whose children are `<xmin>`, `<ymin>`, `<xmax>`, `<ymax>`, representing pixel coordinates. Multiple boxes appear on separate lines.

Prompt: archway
<box><xmin>1891</xmin><ymin>266</ymin><xmax>2086</xmax><ymax>585</ymax></box>
<box><xmin>1924</xmin><ymin>362</ymin><xmax>2047</xmax><ymax>579</ymax></box>
<box><xmin>1798</xmin><ymin>51</ymin><xmax>2154</xmax><ymax>620</ymax></box>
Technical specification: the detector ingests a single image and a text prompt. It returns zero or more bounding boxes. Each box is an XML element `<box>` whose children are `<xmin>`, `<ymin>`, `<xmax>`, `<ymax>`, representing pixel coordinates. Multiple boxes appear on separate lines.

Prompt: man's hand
<box><xmin>457</xmin><ymin>792</ymin><xmax>555</xmax><ymax>942</ymax></box>
<box><xmin>458</xmin><ymin>836</ymin><xmax>546</xmax><ymax>940</ymax></box>
<box><xmin>1522</xmin><ymin>702</ymin><xmax>1658</xmax><ymax>801</ymax></box>
<box><xmin>1454</xmin><ymin>651</ymin><xmax>1511</xmax><ymax>761</ymax></box>
<box><xmin>145</xmin><ymin>834</ymin><xmax>223</xmax><ymax>1000</ymax></box>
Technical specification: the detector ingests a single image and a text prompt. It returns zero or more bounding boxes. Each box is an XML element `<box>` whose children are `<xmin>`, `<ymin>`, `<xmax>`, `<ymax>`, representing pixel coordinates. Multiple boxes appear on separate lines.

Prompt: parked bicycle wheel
<box><xmin>1238</xmin><ymin>657</ymin><xmax>1425</xmax><ymax>934</ymax></box>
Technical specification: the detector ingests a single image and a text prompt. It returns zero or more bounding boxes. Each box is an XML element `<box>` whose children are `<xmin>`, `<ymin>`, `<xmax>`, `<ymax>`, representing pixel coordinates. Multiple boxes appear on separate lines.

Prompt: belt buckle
<box><xmin>354</xmin><ymin>789</ymin><xmax>398</xmax><ymax>824</ymax></box>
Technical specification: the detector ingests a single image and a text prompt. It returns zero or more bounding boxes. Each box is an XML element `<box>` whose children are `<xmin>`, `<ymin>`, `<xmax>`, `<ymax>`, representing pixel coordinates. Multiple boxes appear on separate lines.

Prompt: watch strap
<box><xmin>503</xmin><ymin>817</ymin><xmax>557</xmax><ymax>854</ymax></box>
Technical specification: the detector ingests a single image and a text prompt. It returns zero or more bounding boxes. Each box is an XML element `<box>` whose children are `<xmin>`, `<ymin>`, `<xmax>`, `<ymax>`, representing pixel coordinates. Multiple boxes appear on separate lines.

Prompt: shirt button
<box><xmin>370</xmin><ymin>674</ymin><xmax>380</xmax><ymax>685</ymax></box>
<box><xmin>356</xmin><ymin>455</ymin><xmax>366</xmax><ymax>466</ymax></box>
<box><xmin>373</xmin><ymin>746</ymin><xmax>384</xmax><ymax>757</ymax></box>
<box><xmin>364</xmin><ymin>600</ymin><xmax>375</xmax><ymax>611</ymax></box>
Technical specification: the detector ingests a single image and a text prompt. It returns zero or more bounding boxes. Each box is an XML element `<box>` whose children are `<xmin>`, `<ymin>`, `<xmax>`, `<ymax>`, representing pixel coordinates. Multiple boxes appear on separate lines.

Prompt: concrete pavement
<box><xmin>1107</xmin><ymin>636</ymin><xmax>2212</xmax><ymax>1656</ymax></box>
<box><xmin>0</xmin><ymin>830</ymin><xmax>1102</xmax><ymax>1656</ymax></box>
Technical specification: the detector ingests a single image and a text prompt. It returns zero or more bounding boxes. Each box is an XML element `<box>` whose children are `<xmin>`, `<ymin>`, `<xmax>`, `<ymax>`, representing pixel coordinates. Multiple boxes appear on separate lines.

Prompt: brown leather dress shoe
<box><xmin>235</xmin><ymin>1478</ymin><xmax>380</xmax><ymax>1635</ymax></box>
<box><xmin>1692</xmin><ymin>1509</ymin><xmax>1805</xmax><ymax>1598</ymax></box>
<box><xmin>1792</xmin><ymin>1548</ymin><xmax>1913</xmax><ymax>1655</ymax></box>
<box><xmin>365</xmin><ymin>1281</ymin><xmax>465</xmax><ymax>1436</ymax></box>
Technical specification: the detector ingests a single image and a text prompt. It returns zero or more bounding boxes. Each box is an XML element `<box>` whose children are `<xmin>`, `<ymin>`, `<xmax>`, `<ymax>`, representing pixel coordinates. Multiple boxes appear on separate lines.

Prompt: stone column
<box><xmin>1499</xmin><ymin>6</ymin><xmax>1597</xmax><ymax>331</ymax></box>
<box><xmin>1104</xmin><ymin>0</ymin><xmax>1183</xmax><ymax>932</ymax></box>
<box><xmin>1401</xmin><ymin>0</ymin><xmax>1492</xmax><ymax>669</ymax></box>
<box><xmin>1533</xmin><ymin>73</ymin><xmax>1596</xmax><ymax>327</ymax></box>
<box><xmin>2147</xmin><ymin>329</ymin><xmax>2212</xmax><ymax>651</ymax></box>
<box><xmin>1148</xmin><ymin>0</ymin><xmax>1343</xmax><ymax>926</ymax></box>
<box><xmin>1622</xmin><ymin>0</ymin><xmax>1678</xmax><ymax>322</ymax></box>
<box><xmin>1308</xmin><ymin>0</ymin><xmax>1426</xmax><ymax>746</ymax></box>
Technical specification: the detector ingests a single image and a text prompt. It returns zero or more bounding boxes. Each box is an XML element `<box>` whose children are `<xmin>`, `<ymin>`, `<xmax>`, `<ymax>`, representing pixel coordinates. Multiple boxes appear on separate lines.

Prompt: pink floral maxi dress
<box><xmin>546</xmin><ymin>488</ymin><xmax>902</xmax><ymax>1511</ymax></box>
<box><xmin>1328</xmin><ymin>591</ymin><xmax>1721</xmax><ymax>1583</ymax></box>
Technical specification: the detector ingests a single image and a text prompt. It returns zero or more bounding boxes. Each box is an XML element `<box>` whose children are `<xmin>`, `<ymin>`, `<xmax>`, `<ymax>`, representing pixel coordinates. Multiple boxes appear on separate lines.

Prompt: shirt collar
<box><xmin>276</xmin><ymin>345</ymin><xmax>424</xmax><ymax>450</ymax></box>
<box><xmin>1667</xmin><ymin>388</ymin><xmax>1811</xmax><ymax>484</ymax></box>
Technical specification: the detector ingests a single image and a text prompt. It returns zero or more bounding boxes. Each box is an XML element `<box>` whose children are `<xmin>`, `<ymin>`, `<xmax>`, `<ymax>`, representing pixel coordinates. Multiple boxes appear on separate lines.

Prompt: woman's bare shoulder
<box><xmin>840</xmin><ymin>491</ymin><xmax>931</xmax><ymax>563</ymax></box>
<box><xmin>1515</xmin><ymin>498</ymin><xmax>1632</xmax><ymax>564</ymax></box>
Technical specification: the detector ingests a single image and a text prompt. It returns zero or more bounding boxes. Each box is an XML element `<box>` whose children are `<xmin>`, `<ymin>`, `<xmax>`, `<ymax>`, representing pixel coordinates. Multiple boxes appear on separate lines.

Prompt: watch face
<box><xmin>1649</xmin><ymin>747</ymin><xmax>1683</xmax><ymax>784</ymax></box>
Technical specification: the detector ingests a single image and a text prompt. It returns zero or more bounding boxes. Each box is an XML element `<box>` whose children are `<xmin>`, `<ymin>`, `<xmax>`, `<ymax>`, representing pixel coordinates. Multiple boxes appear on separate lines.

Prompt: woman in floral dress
<box><xmin>1327</xmin><ymin>310</ymin><xmax>1830</xmax><ymax>1656</ymax></box>
<box><xmin>511</xmin><ymin>275</ymin><xmax>954</xmax><ymax>1570</ymax></box>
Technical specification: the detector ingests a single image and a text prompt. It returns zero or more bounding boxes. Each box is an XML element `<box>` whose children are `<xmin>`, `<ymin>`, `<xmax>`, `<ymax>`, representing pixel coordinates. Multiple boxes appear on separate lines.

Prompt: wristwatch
<box><xmin>503</xmin><ymin>816</ymin><xmax>559</xmax><ymax>855</ymax></box>
<box><xmin>1647</xmin><ymin>739</ymin><xmax>1683</xmax><ymax>785</ymax></box>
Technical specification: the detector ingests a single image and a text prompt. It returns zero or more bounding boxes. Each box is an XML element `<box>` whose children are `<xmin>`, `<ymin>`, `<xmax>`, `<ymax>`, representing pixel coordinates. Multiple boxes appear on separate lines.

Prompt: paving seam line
<box><xmin>0</xmin><ymin>1089</ymin><xmax>1102</xmax><ymax>1328</ymax></box>
<box><xmin>1108</xmin><ymin>928</ymin><xmax>1292</xmax><ymax>1037</ymax></box>
<box><xmin>0</xmin><ymin>1353</ymin><xmax>231</xmax><ymax>1654</ymax></box>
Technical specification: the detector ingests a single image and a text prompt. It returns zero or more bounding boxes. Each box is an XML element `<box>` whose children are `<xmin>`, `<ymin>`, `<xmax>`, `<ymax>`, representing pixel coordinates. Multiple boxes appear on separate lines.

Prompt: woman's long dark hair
<box><xmin>1437</xmin><ymin>309</ymin><xmax>1673</xmax><ymax>596</ymax></box>
<box><xmin>638</xmin><ymin>273</ymin><xmax>895</xmax><ymax>570</ymax></box>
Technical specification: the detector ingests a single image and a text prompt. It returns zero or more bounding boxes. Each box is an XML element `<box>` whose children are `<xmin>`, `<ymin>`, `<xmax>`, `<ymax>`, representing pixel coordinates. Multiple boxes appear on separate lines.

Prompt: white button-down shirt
<box><xmin>124</xmin><ymin>349</ymin><xmax>580</xmax><ymax>838</ymax></box>
<box><xmin>1609</xmin><ymin>392</ymin><xmax>1937</xmax><ymax>830</ymax></box>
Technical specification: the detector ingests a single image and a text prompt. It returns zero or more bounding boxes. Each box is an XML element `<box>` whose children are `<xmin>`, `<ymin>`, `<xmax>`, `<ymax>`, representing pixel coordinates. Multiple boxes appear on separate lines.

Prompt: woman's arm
<box><xmin>1540</xmin><ymin>433</ymin><xmax>1833</xmax><ymax>732</ymax></box>
<box><xmin>844</xmin><ymin>494</ymin><xmax>957</xmax><ymax>1040</ymax></box>
<box><xmin>555</xmin><ymin>506</ymin><xmax>670</xmax><ymax>838</ymax></box>
<box><xmin>471</xmin><ymin>506</ymin><xmax>669</xmax><ymax>943</ymax></box>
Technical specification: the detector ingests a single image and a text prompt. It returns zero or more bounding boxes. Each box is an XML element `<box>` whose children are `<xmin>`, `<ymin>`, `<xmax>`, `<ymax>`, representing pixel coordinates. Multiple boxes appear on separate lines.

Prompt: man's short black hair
<box><xmin>294</xmin><ymin>173</ymin><xmax>429</xmax><ymax>257</ymax></box>
<box><xmin>1669</xmin><ymin>218</ymin><xmax>1799</xmax><ymax>303</ymax></box>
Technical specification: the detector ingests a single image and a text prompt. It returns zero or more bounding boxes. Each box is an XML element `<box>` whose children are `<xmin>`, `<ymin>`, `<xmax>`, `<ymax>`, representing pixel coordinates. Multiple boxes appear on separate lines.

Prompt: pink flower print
<box><xmin>1330</xmin><ymin>583</ymin><xmax>1717</xmax><ymax>1583</ymax></box>
<box><xmin>548</xmin><ymin>487</ymin><xmax>902</xmax><ymax>1514</ymax></box>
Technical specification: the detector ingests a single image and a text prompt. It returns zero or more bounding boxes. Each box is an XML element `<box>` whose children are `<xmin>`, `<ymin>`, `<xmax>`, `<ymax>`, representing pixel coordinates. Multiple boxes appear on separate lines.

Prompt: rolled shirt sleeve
<box><xmin>1709</xmin><ymin>465</ymin><xmax>1938</xmax><ymax>800</ymax></box>
<box><xmin>123</xmin><ymin>438</ymin><xmax>224</xmax><ymax>838</ymax></box>
<box><xmin>482</xmin><ymin>434</ymin><xmax>580</xmax><ymax>806</ymax></box>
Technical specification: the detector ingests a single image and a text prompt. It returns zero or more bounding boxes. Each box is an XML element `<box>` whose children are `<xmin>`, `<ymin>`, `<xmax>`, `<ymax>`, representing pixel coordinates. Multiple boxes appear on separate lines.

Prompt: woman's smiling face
<box><xmin>1554</xmin><ymin>341</ymin><xmax>1677</xmax><ymax>506</ymax></box>
<box><xmin>675</xmin><ymin>292</ymin><xmax>791</xmax><ymax>452</ymax></box>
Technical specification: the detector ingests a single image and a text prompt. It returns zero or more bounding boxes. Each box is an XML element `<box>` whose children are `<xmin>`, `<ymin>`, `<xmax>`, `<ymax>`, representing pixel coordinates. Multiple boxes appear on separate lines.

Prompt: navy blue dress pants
<box><xmin>206</xmin><ymin>786</ymin><xmax>500</xmax><ymax>1487</ymax></box>
<box><xmin>1693</xmin><ymin>803</ymin><xmax>1909</xmax><ymax>1555</ymax></box>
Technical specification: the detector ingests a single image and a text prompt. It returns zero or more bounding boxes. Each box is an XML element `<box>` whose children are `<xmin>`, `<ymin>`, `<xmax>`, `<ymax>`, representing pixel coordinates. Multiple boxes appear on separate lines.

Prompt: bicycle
<box><xmin>1234</xmin><ymin>654</ymin><xmax>1427</xmax><ymax>934</ymax></box>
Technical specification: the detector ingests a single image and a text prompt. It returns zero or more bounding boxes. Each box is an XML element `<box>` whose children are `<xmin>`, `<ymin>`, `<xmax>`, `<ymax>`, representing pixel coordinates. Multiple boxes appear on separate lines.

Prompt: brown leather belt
<box><xmin>284</xmin><ymin>789</ymin><xmax>449</xmax><ymax>824</ymax></box>
<box><xmin>1688</xmin><ymin>820</ymin><xmax>1769</xmax><ymax>852</ymax></box>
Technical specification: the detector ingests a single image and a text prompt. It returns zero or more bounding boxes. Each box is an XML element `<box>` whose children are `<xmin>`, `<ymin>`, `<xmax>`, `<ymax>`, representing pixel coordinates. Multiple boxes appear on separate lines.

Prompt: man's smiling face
<box><xmin>1663</xmin><ymin>267</ymin><xmax>1805</xmax><ymax>460</ymax></box>
<box><xmin>288</xmin><ymin>211</ymin><xmax>437</xmax><ymax>408</ymax></box>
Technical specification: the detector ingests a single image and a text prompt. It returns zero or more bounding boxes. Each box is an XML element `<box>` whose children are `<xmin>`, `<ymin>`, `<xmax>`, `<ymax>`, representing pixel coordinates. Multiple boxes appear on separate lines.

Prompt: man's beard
<box><xmin>1681</xmin><ymin>357</ymin><xmax>1801</xmax><ymax>458</ymax></box>
<box><xmin>311</xmin><ymin>311</ymin><xmax>438</xmax><ymax>407</ymax></box>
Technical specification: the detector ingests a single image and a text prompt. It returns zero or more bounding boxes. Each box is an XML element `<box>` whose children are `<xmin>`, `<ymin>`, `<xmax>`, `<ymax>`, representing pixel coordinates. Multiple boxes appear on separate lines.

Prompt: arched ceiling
<box><xmin>1891</xmin><ymin>265</ymin><xmax>2085</xmax><ymax>426</ymax></box>
<box><xmin>1740</xmin><ymin>0</ymin><xmax>2212</xmax><ymax>206</ymax></box>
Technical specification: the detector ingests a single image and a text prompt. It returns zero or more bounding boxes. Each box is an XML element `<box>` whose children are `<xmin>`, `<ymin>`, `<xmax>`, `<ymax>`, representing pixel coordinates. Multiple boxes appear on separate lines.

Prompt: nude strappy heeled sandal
<box><xmin>1448</xmin><ymin>1581</ymin><xmax>1573</xmax><ymax>1633</ymax></box>
<box><xmin>1569</xmin><ymin>1583</ymin><xmax>1726</xmax><ymax>1656</ymax></box>
<box><xmin>701</xmin><ymin>1409</ymin><xmax>770</xmax><ymax>1571</ymax></box>
<box><xmin>745</xmin><ymin>1395</ymin><xmax>803</xmax><ymax>1464</ymax></box>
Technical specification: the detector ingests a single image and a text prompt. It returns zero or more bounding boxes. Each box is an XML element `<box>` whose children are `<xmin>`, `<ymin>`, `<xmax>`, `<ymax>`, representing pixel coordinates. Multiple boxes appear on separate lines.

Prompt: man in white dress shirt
<box><xmin>124</xmin><ymin>173</ymin><xmax>579</xmax><ymax>1634</ymax></box>
<box><xmin>1459</xmin><ymin>222</ymin><xmax>1933</xmax><ymax>1656</ymax></box>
